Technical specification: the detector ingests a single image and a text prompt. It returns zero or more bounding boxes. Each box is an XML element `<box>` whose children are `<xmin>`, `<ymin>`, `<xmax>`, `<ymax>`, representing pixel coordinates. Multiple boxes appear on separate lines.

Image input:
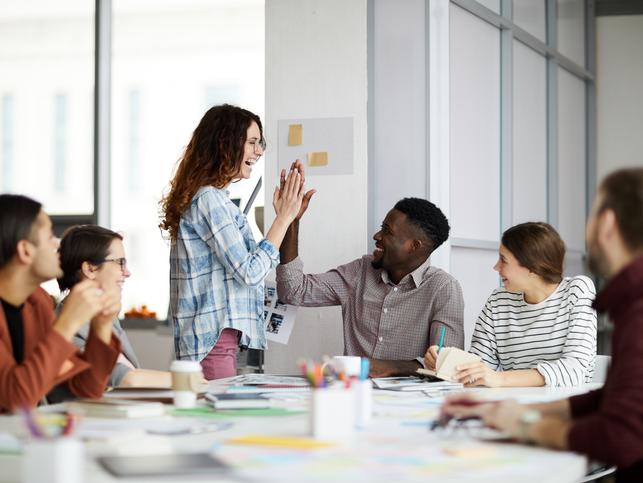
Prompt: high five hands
<box><xmin>278</xmin><ymin>160</ymin><xmax>316</xmax><ymax>221</ymax></box>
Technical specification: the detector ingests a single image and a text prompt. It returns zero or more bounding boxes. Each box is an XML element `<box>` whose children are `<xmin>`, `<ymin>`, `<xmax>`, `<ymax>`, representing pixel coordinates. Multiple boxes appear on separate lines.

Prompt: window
<box><xmin>0</xmin><ymin>1</ymin><xmax>94</xmax><ymax>215</ymax></box>
<box><xmin>127</xmin><ymin>89</ymin><xmax>141</xmax><ymax>192</ymax></box>
<box><xmin>53</xmin><ymin>93</ymin><xmax>68</xmax><ymax>193</ymax></box>
<box><xmin>110</xmin><ymin>0</ymin><xmax>265</xmax><ymax>317</ymax></box>
<box><xmin>1</xmin><ymin>94</ymin><xmax>14</xmax><ymax>191</ymax></box>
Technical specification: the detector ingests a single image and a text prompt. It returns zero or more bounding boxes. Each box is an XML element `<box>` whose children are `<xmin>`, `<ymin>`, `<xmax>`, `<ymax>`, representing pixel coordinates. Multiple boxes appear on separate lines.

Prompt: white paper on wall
<box><xmin>263</xmin><ymin>281</ymin><xmax>297</xmax><ymax>344</ymax></box>
<box><xmin>277</xmin><ymin>117</ymin><xmax>354</xmax><ymax>176</ymax></box>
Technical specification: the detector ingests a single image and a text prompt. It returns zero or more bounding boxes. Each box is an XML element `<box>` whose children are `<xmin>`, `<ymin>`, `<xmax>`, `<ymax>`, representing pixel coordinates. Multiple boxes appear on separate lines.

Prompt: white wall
<box><xmin>264</xmin><ymin>0</ymin><xmax>368</xmax><ymax>374</ymax></box>
<box><xmin>369</xmin><ymin>1</ymin><xmax>591</xmax><ymax>349</ymax></box>
<box><xmin>263</xmin><ymin>1</ymin><xmax>593</xmax><ymax>371</ymax></box>
<box><xmin>370</xmin><ymin>0</ymin><xmax>427</xmax><ymax>240</ymax></box>
<box><xmin>596</xmin><ymin>15</ymin><xmax>643</xmax><ymax>182</ymax></box>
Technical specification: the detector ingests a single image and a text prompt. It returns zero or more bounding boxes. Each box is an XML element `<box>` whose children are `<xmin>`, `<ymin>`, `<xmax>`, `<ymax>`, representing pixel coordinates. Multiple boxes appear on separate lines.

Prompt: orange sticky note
<box><xmin>443</xmin><ymin>446</ymin><xmax>496</xmax><ymax>458</ymax></box>
<box><xmin>288</xmin><ymin>124</ymin><xmax>303</xmax><ymax>146</ymax></box>
<box><xmin>307</xmin><ymin>151</ymin><xmax>328</xmax><ymax>167</ymax></box>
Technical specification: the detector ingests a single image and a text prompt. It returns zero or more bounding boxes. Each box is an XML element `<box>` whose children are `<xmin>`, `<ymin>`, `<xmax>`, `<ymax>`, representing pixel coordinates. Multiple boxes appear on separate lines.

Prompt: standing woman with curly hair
<box><xmin>160</xmin><ymin>105</ymin><xmax>310</xmax><ymax>379</ymax></box>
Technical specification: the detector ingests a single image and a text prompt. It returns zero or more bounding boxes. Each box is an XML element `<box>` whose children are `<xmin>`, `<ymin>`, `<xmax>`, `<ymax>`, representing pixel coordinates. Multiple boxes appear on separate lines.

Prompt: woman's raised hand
<box><xmin>277</xmin><ymin>160</ymin><xmax>316</xmax><ymax>221</ymax></box>
<box><xmin>273</xmin><ymin>168</ymin><xmax>304</xmax><ymax>223</ymax></box>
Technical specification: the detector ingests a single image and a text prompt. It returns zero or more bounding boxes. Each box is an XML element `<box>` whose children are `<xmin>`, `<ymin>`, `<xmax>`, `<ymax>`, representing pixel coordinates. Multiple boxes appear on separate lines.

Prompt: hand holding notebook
<box><xmin>417</xmin><ymin>347</ymin><xmax>481</xmax><ymax>382</ymax></box>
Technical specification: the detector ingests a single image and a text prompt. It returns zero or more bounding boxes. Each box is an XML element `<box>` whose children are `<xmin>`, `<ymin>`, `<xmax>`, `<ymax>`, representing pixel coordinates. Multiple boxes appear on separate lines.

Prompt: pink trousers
<box><xmin>200</xmin><ymin>328</ymin><xmax>240</xmax><ymax>380</ymax></box>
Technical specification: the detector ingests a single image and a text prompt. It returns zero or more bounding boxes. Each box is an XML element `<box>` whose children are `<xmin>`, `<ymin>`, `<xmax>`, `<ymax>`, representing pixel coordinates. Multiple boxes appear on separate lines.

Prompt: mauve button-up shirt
<box><xmin>276</xmin><ymin>255</ymin><xmax>465</xmax><ymax>359</ymax></box>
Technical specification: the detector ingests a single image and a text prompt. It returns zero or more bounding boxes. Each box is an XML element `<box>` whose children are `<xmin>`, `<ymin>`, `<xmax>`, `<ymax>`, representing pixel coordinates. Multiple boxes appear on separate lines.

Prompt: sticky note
<box><xmin>443</xmin><ymin>445</ymin><xmax>496</xmax><ymax>458</ymax></box>
<box><xmin>307</xmin><ymin>151</ymin><xmax>328</xmax><ymax>167</ymax></box>
<box><xmin>288</xmin><ymin>124</ymin><xmax>303</xmax><ymax>146</ymax></box>
<box><xmin>227</xmin><ymin>435</ymin><xmax>334</xmax><ymax>449</ymax></box>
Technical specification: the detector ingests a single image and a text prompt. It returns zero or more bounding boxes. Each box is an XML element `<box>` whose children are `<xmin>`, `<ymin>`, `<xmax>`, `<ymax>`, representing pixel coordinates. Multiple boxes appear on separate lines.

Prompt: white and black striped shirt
<box><xmin>469</xmin><ymin>276</ymin><xmax>597</xmax><ymax>387</ymax></box>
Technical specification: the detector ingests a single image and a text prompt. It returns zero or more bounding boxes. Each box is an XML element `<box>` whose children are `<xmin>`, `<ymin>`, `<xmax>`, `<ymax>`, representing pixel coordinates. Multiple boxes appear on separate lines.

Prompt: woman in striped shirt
<box><xmin>425</xmin><ymin>222</ymin><xmax>597</xmax><ymax>387</ymax></box>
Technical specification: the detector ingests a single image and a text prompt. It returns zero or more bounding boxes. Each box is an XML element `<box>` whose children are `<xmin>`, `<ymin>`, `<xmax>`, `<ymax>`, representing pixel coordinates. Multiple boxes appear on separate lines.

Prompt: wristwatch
<box><xmin>518</xmin><ymin>409</ymin><xmax>542</xmax><ymax>443</ymax></box>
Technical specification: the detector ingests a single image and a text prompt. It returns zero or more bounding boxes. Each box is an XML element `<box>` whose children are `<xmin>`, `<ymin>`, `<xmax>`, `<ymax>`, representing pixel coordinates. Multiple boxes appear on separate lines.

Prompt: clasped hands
<box><xmin>56</xmin><ymin>280</ymin><xmax>122</xmax><ymax>341</ymax></box>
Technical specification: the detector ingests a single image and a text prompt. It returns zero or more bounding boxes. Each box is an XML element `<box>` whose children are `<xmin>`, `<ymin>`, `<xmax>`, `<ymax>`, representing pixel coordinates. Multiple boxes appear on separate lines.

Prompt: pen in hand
<box><xmin>437</xmin><ymin>326</ymin><xmax>446</xmax><ymax>354</ymax></box>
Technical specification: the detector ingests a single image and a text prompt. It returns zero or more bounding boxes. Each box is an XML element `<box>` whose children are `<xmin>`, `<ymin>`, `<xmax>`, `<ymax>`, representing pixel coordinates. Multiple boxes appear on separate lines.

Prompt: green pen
<box><xmin>438</xmin><ymin>326</ymin><xmax>446</xmax><ymax>354</ymax></box>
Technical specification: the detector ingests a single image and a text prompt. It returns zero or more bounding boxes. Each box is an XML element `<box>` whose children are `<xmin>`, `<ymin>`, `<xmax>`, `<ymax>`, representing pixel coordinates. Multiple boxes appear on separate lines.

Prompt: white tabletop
<box><xmin>0</xmin><ymin>380</ymin><xmax>598</xmax><ymax>483</ymax></box>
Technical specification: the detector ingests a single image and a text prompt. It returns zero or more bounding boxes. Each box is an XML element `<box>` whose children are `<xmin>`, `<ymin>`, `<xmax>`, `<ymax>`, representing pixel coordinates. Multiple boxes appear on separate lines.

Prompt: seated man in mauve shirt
<box><xmin>440</xmin><ymin>168</ymin><xmax>643</xmax><ymax>482</ymax></box>
<box><xmin>276</xmin><ymin>164</ymin><xmax>464</xmax><ymax>377</ymax></box>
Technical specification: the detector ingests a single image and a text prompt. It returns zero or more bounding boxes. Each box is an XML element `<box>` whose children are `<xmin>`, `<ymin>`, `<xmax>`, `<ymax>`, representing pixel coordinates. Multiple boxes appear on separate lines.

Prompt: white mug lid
<box><xmin>170</xmin><ymin>360</ymin><xmax>202</xmax><ymax>373</ymax></box>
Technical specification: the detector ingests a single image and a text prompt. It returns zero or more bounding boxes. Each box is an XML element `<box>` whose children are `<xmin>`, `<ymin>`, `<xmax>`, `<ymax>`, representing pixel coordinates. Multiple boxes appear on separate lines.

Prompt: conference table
<box><xmin>0</xmin><ymin>378</ymin><xmax>600</xmax><ymax>483</ymax></box>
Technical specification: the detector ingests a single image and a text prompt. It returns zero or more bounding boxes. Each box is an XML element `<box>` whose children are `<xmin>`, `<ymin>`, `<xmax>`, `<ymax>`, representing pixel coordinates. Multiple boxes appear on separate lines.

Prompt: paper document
<box><xmin>371</xmin><ymin>376</ymin><xmax>462</xmax><ymax>392</ymax></box>
<box><xmin>263</xmin><ymin>281</ymin><xmax>297</xmax><ymax>344</ymax></box>
<box><xmin>226</xmin><ymin>374</ymin><xmax>309</xmax><ymax>386</ymax></box>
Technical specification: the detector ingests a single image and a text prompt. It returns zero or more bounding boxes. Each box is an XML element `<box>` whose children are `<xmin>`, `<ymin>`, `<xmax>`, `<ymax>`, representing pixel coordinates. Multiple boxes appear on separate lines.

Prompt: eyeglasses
<box><xmin>101</xmin><ymin>257</ymin><xmax>127</xmax><ymax>272</ymax></box>
<box><xmin>251</xmin><ymin>138</ymin><xmax>266</xmax><ymax>155</ymax></box>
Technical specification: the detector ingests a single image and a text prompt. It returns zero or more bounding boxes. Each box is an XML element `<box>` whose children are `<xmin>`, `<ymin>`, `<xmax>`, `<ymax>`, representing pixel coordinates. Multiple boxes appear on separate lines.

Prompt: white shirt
<box><xmin>469</xmin><ymin>276</ymin><xmax>597</xmax><ymax>387</ymax></box>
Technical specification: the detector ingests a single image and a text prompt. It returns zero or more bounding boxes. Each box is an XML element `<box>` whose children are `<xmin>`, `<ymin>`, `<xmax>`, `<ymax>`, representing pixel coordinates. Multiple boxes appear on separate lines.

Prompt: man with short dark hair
<box><xmin>0</xmin><ymin>194</ymin><xmax>122</xmax><ymax>411</ymax></box>
<box><xmin>276</xmin><ymin>163</ymin><xmax>464</xmax><ymax>376</ymax></box>
<box><xmin>441</xmin><ymin>168</ymin><xmax>643</xmax><ymax>482</ymax></box>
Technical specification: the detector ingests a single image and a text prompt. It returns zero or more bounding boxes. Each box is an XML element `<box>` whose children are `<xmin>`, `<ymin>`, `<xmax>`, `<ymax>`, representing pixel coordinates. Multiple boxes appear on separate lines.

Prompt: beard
<box><xmin>371</xmin><ymin>258</ymin><xmax>383</xmax><ymax>270</ymax></box>
<box><xmin>587</xmin><ymin>237</ymin><xmax>609</xmax><ymax>280</ymax></box>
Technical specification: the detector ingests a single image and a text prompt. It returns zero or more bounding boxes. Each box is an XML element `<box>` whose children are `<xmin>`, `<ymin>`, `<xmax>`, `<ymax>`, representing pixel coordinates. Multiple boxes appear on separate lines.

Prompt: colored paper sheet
<box><xmin>288</xmin><ymin>124</ymin><xmax>303</xmax><ymax>146</ymax></box>
<box><xmin>307</xmin><ymin>151</ymin><xmax>328</xmax><ymax>167</ymax></box>
<box><xmin>227</xmin><ymin>435</ymin><xmax>334</xmax><ymax>449</ymax></box>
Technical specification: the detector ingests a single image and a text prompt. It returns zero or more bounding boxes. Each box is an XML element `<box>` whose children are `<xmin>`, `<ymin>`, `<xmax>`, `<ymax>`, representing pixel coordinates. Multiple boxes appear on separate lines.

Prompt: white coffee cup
<box><xmin>170</xmin><ymin>360</ymin><xmax>203</xmax><ymax>408</ymax></box>
<box><xmin>309</xmin><ymin>387</ymin><xmax>356</xmax><ymax>441</ymax></box>
<box><xmin>23</xmin><ymin>437</ymin><xmax>84</xmax><ymax>483</ymax></box>
<box><xmin>322</xmin><ymin>356</ymin><xmax>362</xmax><ymax>377</ymax></box>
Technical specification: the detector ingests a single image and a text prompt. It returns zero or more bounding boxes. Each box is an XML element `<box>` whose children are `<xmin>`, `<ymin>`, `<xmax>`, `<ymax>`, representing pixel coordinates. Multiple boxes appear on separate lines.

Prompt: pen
<box><xmin>62</xmin><ymin>412</ymin><xmax>76</xmax><ymax>436</ymax></box>
<box><xmin>360</xmin><ymin>358</ymin><xmax>370</xmax><ymax>380</ymax></box>
<box><xmin>21</xmin><ymin>408</ymin><xmax>43</xmax><ymax>438</ymax></box>
<box><xmin>438</xmin><ymin>326</ymin><xmax>446</xmax><ymax>354</ymax></box>
<box><xmin>429</xmin><ymin>415</ymin><xmax>480</xmax><ymax>431</ymax></box>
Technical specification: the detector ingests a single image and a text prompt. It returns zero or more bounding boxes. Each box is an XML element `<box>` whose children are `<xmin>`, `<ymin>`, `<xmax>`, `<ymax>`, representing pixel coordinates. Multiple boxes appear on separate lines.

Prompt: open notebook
<box><xmin>417</xmin><ymin>347</ymin><xmax>481</xmax><ymax>382</ymax></box>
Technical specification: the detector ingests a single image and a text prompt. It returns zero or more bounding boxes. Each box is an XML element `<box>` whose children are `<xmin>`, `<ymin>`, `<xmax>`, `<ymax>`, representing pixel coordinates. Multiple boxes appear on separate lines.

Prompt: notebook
<box><xmin>98</xmin><ymin>452</ymin><xmax>230</xmax><ymax>477</ymax></box>
<box><xmin>68</xmin><ymin>398</ymin><xmax>166</xmax><ymax>418</ymax></box>
<box><xmin>417</xmin><ymin>347</ymin><xmax>481</xmax><ymax>382</ymax></box>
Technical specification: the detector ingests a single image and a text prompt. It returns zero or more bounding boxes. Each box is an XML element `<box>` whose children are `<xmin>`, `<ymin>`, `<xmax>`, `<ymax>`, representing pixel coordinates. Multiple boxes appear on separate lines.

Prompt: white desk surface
<box><xmin>0</xmin><ymin>380</ymin><xmax>600</xmax><ymax>483</ymax></box>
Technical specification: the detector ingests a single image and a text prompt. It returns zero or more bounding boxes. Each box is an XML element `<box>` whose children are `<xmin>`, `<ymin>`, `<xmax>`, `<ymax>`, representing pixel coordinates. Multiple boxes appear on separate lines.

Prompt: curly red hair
<box><xmin>159</xmin><ymin>104</ymin><xmax>263</xmax><ymax>240</ymax></box>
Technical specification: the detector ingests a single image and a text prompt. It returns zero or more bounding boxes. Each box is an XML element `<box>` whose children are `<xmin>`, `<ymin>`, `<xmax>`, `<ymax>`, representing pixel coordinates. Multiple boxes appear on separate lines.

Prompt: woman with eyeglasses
<box><xmin>160</xmin><ymin>104</ymin><xmax>311</xmax><ymax>380</ymax></box>
<box><xmin>57</xmin><ymin>225</ymin><xmax>172</xmax><ymax>388</ymax></box>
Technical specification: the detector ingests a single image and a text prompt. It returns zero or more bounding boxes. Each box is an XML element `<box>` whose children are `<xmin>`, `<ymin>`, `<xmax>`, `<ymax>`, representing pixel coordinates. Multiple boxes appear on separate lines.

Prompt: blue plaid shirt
<box><xmin>169</xmin><ymin>186</ymin><xmax>279</xmax><ymax>361</ymax></box>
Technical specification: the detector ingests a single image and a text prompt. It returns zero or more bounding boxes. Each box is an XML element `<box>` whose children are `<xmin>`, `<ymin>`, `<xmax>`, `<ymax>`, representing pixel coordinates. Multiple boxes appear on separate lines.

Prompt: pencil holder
<box><xmin>309</xmin><ymin>387</ymin><xmax>356</xmax><ymax>441</ymax></box>
<box><xmin>22</xmin><ymin>437</ymin><xmax>84</xmax><ymax>483</ymax></box>
<box><xmin>355</xmin><ymin>379</ymin><xmax>373</xmax><ymax>427</ymax></box>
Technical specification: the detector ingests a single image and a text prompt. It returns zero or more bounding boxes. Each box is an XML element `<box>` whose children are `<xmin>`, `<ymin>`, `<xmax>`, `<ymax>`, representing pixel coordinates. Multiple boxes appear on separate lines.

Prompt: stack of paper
<box><xmin>69</xmin><ymin>398</ymin><xmax>166</xmax><ymax>418</ymax></box>
<box><xmin>205</xmin><ymin>393</ymin><xmax>270</xmax><ymax>409</ymax></box>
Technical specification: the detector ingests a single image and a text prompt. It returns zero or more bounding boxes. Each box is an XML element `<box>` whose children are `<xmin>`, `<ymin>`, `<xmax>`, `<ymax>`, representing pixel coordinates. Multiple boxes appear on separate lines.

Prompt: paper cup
<box><xmin>171</xmin><ymin>360</ymin><xmax>203</xmax><ymax>408</ymax></box>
